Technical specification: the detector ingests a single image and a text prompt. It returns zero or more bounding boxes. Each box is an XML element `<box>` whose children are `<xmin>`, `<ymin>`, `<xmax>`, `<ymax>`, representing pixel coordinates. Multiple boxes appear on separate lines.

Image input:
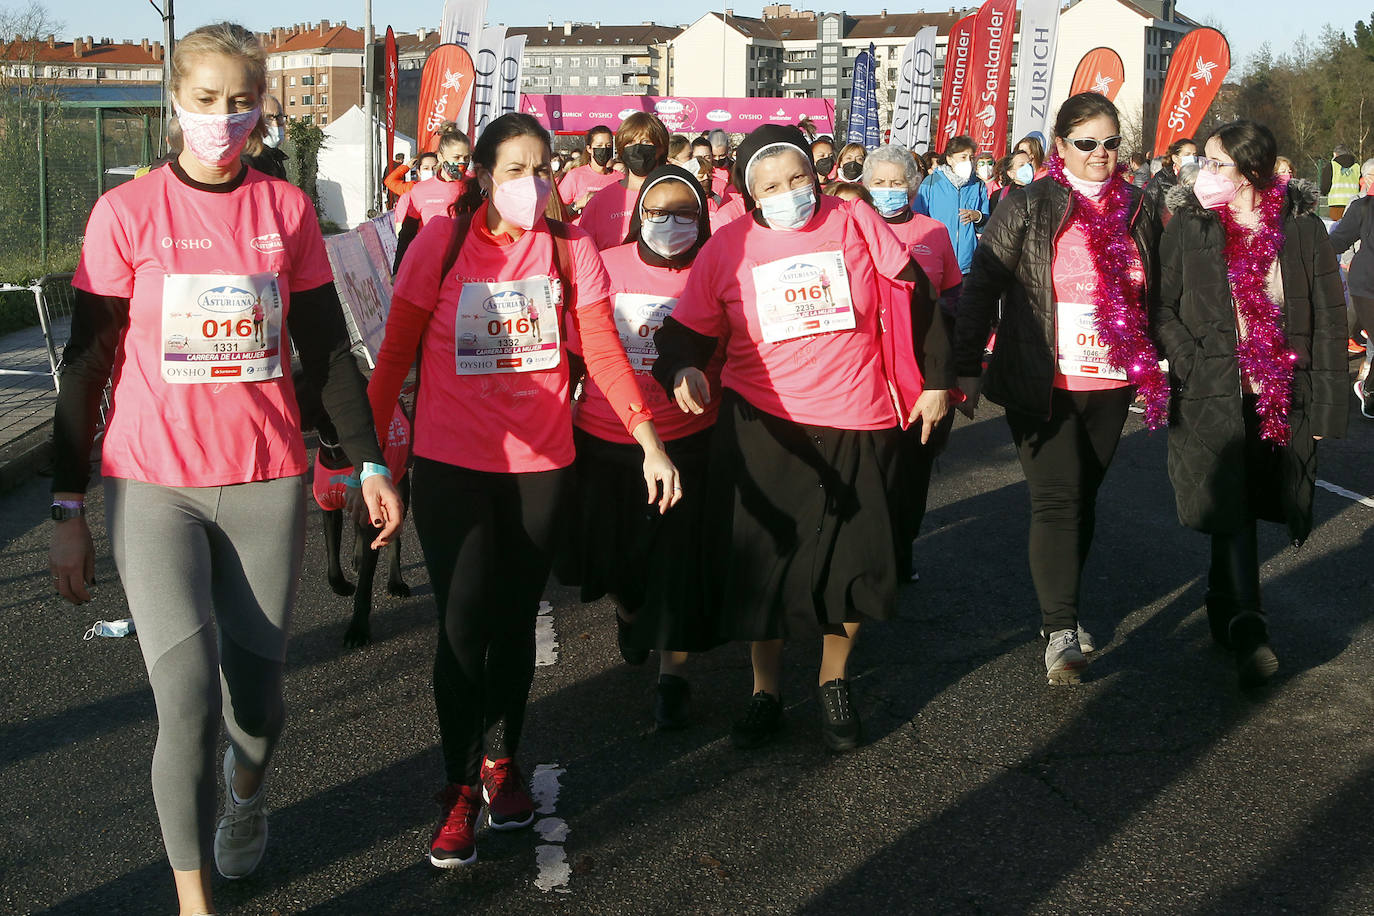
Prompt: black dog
<box><xmin>296</xmin><ymin>369</ymin><xmax>412</xmax><ymax>648</ymax></box>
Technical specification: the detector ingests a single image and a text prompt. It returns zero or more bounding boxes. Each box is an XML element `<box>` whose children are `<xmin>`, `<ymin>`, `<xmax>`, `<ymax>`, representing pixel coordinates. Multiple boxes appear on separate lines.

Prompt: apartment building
<box><xmin>0</xmin><ymin>35</ymin><xmax>163</xmax><ymax>86</ymax></box>
<box><xmin>264</xmin><ymin>21</ymin><xmax>366</xmax><ymax>126</ymax></box>
<box><xmin>512</xmin><ymin>22</ymin><xmax>680</xmax><ymax>96</ymax></box>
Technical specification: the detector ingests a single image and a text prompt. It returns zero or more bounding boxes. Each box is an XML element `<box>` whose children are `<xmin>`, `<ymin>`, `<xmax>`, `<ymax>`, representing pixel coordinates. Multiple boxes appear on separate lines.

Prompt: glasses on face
<box><xmin>264</xmin><ymin>113</ymin><xmax>286</xmax><ymax>124</ymax></box>
<box><xmin>1068</xmin><ymin>135</ymin><xmax>1122</xmax><ymax>153</ymax></box>
<box><xmin>643</xmin><ymin>207</ymin><xmax>701</xmax><ymax>225</ymax></box>
<box><xmin>1197</xmin><ymin>157</ymin><xmax>1236</xmax><ymax>174</ymax></box>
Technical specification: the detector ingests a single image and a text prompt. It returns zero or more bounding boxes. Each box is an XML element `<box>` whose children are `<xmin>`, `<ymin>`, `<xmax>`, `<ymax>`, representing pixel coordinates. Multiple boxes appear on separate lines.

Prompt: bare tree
<box><xmin>0</xmin><ymin>2</ymin><xmax>65</xmax><ymax>98</ymax></box>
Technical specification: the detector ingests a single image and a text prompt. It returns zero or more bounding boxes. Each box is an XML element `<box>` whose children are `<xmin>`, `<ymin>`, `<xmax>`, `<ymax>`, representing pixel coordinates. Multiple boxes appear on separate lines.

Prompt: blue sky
<box><xmin>47</xmin><ymin>0</ymin><xmax>1352</xmax><ymax>74</ymax></box>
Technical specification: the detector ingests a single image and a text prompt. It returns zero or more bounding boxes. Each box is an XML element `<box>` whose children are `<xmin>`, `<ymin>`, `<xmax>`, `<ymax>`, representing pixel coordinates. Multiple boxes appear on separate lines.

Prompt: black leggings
<box><xmin>1207</xmin><ymin>394</ymin><xmax>1267</xmax><ymax>620</ymax></box>
<box><xmin>1005</xmin><ymin>387</ymin><xmax>1132</xmax><ymax>633</ymax></box>
<box><xmin>411</xmin><ymin>457</ymin><xmax>572</xmax><ymax>786</ymax></box>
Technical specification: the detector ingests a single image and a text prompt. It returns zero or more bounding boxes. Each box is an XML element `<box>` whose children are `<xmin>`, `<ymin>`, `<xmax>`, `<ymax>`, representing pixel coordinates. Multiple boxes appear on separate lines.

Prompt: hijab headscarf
<box><xmin>622</xmin><ymin>162</ymin><xmax>713</xmax><ymax>268</ymax></box>
<box><xmin>729</xmin><ymin>124</ymin><xmax>818</xmax><ymax>212</ymax></box>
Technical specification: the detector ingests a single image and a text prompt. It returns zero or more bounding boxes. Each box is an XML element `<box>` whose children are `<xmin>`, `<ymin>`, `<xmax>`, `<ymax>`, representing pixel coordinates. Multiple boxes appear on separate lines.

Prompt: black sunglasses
<box><xmin>1069</xmin><ymin>135</ymin><xmax>1122</xmax><ymax>153</ymax></box>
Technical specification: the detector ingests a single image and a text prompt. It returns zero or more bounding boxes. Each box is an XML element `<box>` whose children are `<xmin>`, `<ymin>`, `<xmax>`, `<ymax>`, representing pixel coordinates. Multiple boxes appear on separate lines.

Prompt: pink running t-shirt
<box><xmin>576</xmin><ymin>182</ymin><xmax>637</xmax><ymax>250</ymax></box>
<box><xmin>390</xmin><ymin>212</ymin><xmax>614</xmax><ymax>472</ymax></box>
<box><xmin>671</xmin><ymin>194</ymin><xmax>911</xmax><ymax>430</ymax></box>
<box><xmin>1052</xmin><ymin>220</ymin><xmax>1141</xmax><ymax>392</ymax></box>
<box><xmin>395</xmin><ymin>175</ymin><xmax>466</xmax><ymax>228</ymax></box>
<box><xmin>73</xmin><ymin>164</ymin><xmax>335</xmax><ymax>487</ymax></box>
<box><xmin>885</xmin><ymin>213</ymin><xmax>963</xmax><ymax>295</ymax></box>
<box><xmin>572</xmin><ymin>243</ymin><xmax>722</xmax><ymax>444</ymax></box>
<box><xmin>558</xmin><ymin>164</ymin><xmax>622</xmax><ymax>206</ymax></box>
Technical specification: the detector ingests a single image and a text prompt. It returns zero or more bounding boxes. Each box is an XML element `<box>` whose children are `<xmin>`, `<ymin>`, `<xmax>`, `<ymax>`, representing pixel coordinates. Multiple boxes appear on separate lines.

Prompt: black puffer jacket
<box><xmin>954</xmin><ymin>175</ymin><xmax>1157</xmax><ymax>420</ymax></box>
<box><xmin>1151</xmin><ymin>180</ymin><xmax>1348</xmax><ymax>545</ymax></box>
<box><xmin>1142</xmin><ymin>164</ymin><xmax>1178</xmax><ymax>226</ymax></box>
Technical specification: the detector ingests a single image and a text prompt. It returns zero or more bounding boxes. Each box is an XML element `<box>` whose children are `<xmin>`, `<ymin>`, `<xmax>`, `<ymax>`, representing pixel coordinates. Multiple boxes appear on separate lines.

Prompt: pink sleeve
<box><xmin>940</xmin><ymin>233</ymin><xmax>962</xmax><ymax>291</ymax></box>
<box><xmin>72</xmin><ymin>196</ymin><xmax>134</xmax><ymax>298</ymax></box>
<box><xmin>392</xmin><ymin>217</ymin><xmax>455</xmax><ymax>307</ymax></box>
<box><xmin>286</xmin><ymin>189</ymin><xmax>335</xmax><ymax>292</ymax></box>
<box><xmin>850</xmin><ymin>202</ymin><xmax>912</xmax><ymax>281</ymax></box>
<box><xmin>568</xmin><ymin>230</ymin><xmax>611</xmax><ymax>308</ymax></box>
<box><xmin>665</xmin><ymin>237</ymin><xmax>728</xmax><ymax>338</ymax></box>
<box><xmin>558</xmin><ymin>170</ymin><xmax>580</xmax><ymax>205</ymax></box>
<box><xmin>567</xmin><ymin>232</ymin><xmax>650</xmax><ymax>432</ymax></box>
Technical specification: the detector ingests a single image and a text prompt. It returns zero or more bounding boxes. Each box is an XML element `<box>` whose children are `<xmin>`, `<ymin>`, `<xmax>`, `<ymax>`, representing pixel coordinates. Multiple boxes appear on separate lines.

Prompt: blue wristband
<box><xmin>345</xmin><ymin>472</ymin><xmax>361</xmax><ymax>488</ymax></box>
<box><xmin>359</xmin><ymin>462</ymin><xmax>392</xmax><ymax>484</ymax></box>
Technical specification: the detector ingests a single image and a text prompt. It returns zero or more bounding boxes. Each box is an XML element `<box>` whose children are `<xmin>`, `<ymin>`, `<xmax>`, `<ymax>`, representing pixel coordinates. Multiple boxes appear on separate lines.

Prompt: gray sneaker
<box><xmin>1040</xmin><ymin>624</ymin><xmax>1096</xmax><ymax>654</ymax></box>
<box><xmin>1045</xmin><ymin>628</ymin><xmax>1087</xmax><ymax>686</ymax></box>
<box><xmin>214</xmin><ymin>747</ymin><xmax>269</xmax><ymax>879</ymax></box>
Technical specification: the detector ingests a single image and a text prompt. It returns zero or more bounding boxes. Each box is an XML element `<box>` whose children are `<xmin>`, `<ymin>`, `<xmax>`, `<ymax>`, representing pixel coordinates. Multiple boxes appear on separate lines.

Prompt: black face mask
<box><xmin>591</xmin><ymin>146</ymin><xmax>613</xmax><ymax>167</ymax></box>
<box><xmin>622</xmin><ymin>143</ymin><xmax>659</xmax><ymax>177</ymax></box>
<box><xmin>442</xmin><ymin>161</ymin><xmax>467</xmax><ymax>179</ymax></box>
<box><xmin>814</xmin><ymin>156</ymin><xmax>835</xmax><ymax>176</ymax></box>
<box><xmin>712</xmin><ymin>154</ymin><xmax>730</xmax><ymax>168</ymax></box>
<box><xmin>840</xmin><ymin>160</ymin><xmax>863</xmax><ymax>181</ymax></box>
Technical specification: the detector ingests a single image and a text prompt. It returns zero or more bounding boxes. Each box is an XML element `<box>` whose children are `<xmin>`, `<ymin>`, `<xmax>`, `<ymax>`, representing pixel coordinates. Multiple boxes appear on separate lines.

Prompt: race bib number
<box><xmin>1056</xmin><ymin>301</ymin><xmax>1128</xmax><ymax>381</ymax></box>
<box><xmin>161</xmin><ymin>273</ymin><xmax>283</xmax><ymax>384</ymax></box>
<box><xmin>612</xmin><ymin>292</ymin><xmax>676</xmax><ymax>373</ymax></box>
<box><xmin>453</xmin><ymin>276</ymin><xmax>561</xmax><ymax>375</ymax></box>
<box><xmin>750</xmin><ymin>250</ymin><xmax>856</xmax><ymax>343</ymax></box>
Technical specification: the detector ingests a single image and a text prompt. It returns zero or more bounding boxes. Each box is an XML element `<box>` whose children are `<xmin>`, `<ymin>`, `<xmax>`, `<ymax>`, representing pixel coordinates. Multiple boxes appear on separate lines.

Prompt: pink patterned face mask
<box><xmin>173</xmin><ymin>100</ymin><xmax>261</xmax><ymax>169</ymax></box>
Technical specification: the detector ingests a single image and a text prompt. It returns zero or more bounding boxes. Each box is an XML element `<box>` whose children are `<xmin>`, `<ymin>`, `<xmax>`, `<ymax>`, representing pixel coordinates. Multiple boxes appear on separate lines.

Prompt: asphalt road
<box><xmin>2</xmin><ymin>377</ymin><xmax>1372</xmax><ymax>915</ymax></box>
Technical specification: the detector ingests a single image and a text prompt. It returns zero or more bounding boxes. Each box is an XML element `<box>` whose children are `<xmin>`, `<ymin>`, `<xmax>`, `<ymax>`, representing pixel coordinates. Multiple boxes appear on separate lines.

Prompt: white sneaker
<box><xmin>1040</xmin><ymin>624</ymin><xmax>1096</xmax><ymax>654</ymax></box>
<box><xmin>1044</xmin><ymin>629</ymin><xmax>1087</xmax><ymax>686</ymax></box>
<box><xmin>214</xmin><ymin>747</ymin><xmax>269</xmax><ymax>879</ymax></box>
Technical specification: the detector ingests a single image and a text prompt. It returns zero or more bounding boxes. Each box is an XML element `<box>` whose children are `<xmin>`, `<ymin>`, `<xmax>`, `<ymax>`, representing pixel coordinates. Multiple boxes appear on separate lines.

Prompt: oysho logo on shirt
<box><xmin>778</xmin><ymin>262</ymin><xmax>822</xmax><ymax>284</ymax></box>
<box><xmin>483</xmin><ymin>289</ymin><xmax>530</xmax><ymax>315</ymax></box>
<box><xmin>251</xmin><ymin>233</ymin><xmax>284</xmax><ymax>254</ymax></box>
<box><xmin>162</xmin><ymin>237</ymin><xmax>213</xmax><ymax>250</ymax></box>
<box><xmin>197</xmin><ymin>285</ymin><xmax>258</xmax><ymax>314</ymax></box>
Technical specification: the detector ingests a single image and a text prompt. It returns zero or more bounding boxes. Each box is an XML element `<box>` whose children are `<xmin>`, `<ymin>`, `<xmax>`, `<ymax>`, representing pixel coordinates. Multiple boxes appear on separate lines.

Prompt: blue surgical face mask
<box><xmin>759</xmin><ymin>184</ymin><xmax>816</xmax><ymax>231</ymax></box>
<box><xmin>870</xmin><ymin>187</ymin><xmax>910</xmax><ymax>217</ymax></box>
<box><xmin>1179</xmin><ymin>154</ymin><xmax>1197</xmax><ymax>168</ymax></box>
<box><xmin>1015</xmin><ymin>163</ymin><xmax>1034</xmax><ymax>185</ymax></box>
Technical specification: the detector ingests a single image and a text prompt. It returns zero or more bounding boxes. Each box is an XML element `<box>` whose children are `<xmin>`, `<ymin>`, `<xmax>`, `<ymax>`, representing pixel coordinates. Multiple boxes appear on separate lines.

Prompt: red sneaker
<box><xmin>429</xmin><ymin>784</ymin><xmax>479</xmax><ymax>868</ymax></box>
<box><xmin>1349</xmin><ymin>337</ymin><xmax>1367</xmax><ymax>356</ymax></box>
<box><xmin>480</xmin><ymin>757</ymin><xmax>536</xmax><ymax>831</ymax></box>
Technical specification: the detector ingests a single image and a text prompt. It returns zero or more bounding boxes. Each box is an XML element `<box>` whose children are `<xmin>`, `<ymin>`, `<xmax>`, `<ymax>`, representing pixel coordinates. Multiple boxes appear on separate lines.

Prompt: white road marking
<box><xmin>535</xmin><ymin>600</ymin><xmax>558</xmax><ymax>667</ymax></box>
<box><xmin>1316</xmin><ymin>479</ymin><xmax>1374</xmax><ymax>508</ymax></box>
<box><xmin>531</xmin><ymin>764</ymin><xmax>570</xmax><ymax>893</ymax></box>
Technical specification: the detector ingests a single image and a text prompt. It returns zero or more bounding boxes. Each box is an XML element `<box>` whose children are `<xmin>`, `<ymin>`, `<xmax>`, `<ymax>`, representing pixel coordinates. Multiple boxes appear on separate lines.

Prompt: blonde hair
<box><xmin>171</xmin><ymin>22</ymin><xmax>269</xmax><ymax>157</ymax></box>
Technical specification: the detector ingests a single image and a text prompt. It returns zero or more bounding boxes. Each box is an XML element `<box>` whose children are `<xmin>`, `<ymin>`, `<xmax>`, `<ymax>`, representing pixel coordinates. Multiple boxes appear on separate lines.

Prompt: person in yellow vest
<box><xmin>1321</xmin><ymin>145</ymin><xmax>1360</xmax><ymax>220</ymax></box>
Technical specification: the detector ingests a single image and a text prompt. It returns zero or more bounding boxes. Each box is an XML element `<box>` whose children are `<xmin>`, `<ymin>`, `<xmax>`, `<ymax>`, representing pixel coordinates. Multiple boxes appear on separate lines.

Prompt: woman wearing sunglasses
<box><xmin>1153</xmin><ymin>120</ymin><xmax>1347</xmax><ymax>688</ymax></box>
<box><xmin>563</xmin><ymin>163</ymin><xmax>721</xmax><ymax>728</ymax></box>
<box><xmin>954</xmin><ymin>93</ymin><xmax>1166</xmax><ymax>686</ymax></box>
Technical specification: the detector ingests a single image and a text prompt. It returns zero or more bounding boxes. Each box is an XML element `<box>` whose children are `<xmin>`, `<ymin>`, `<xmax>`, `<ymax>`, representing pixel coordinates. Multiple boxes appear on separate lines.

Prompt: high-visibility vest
<box><xmin>1330</xmin><ymin>159</ymin><xmax>1360</xmax><ymax>208</ymax></box>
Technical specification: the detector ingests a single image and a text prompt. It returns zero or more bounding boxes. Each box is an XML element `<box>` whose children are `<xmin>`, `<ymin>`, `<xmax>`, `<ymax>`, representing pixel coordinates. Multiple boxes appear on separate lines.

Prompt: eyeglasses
<box><xmin>264</xmin><ymin>113</ymin><xmax>286</xmax><ymax>124</ymax></box>
<box><xmin>1197</xmin><ymin>157</ymin><xmax>1236</xmax><ymax>174</ymax></box>
<box><xmin>1068</xmin><ymin>135</ymin><xmax>1122</xmax><ymax>153</ymax></box>
<box><xmin>643</xmin><ymin>208</ymin><xmax>701</xmax><ymax>225</ymax></box>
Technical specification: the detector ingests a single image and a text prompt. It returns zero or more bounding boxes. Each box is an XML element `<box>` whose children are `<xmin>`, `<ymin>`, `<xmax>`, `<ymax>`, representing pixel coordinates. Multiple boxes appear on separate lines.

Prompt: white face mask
<box><xmin>977</xmin><ymin>163</ymin><xmax>993</xmax><ymax>180</ymax></box>
<box><xmin>263</xmin><ymin>123</ymin><xmax>284</xmax><ymax>149</ymax></box>
<box><xmin>1179</xmin><ymin>154</ymin><xmax>1197</xmax><ymax>168</ymax></box>
<box><xmin>953</xmin><ymin>160</ymin><xmax>973</xmax><ymax>181</ymax></box>
<box><xmin>759</xmin><ymin>184</ymin><xmax>816</xmax><ymax>231</ymax></box>
<box><xmin>418</xmin><ymin>168</ymin><xmax>435</xmax><ymax>181</ymax></box>
<box><xmin>641</xmin><ymin>216</ymin><xmax>699</xmax><ymax>259</ymax></box>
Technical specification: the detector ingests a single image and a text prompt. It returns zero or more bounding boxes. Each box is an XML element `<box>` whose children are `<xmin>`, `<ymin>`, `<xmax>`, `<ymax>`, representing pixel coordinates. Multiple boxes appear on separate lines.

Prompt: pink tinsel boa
<box><xmin>1045</xmin><ymin>155</ymin><xmax>1169</xmax><ymax>428</ymax></box>
<box><xmin>1216</xmin><ymin>178</ymin><xmax>1294</xmax><ymax>444</ymax></box>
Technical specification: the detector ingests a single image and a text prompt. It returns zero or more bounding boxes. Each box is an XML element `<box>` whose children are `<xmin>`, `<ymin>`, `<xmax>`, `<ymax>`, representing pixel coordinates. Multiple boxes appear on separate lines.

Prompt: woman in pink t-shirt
<box><xmin>391</xmin><ymin>126</ymin><xmax>472</xmax><ymax>271</ymax></box>
<box><xmin>562</xmin><ymin>162</ymin><xmax>723</xmax><ymax>730</ymax></box>
<box><xmin>575</xmin><ymin>112</ymin><xmax>670</xmax><ymax>250</ymax></box>
<box><xmin>954</xmin><ymin>93</ymin><xmax>1163</xmax><ymax>687</ymax></box>
<box><xmin>46</xmin><ymin>23</ymin><xmax>401</xmax><ymax>915</ymax></box>
<box><xmin>863</xmin><ymin>143</ymin><xmax>965</xmax><ymax>581</ymax></box>
<box><xmin>652</xmin><ymin>125</ymin><xmax>954</xmax><ymax>754</ymax></box>
<box><xmin>366</xmin><ymin>112</ymin><xmax>681</xmax><ymax>869</ymax></box>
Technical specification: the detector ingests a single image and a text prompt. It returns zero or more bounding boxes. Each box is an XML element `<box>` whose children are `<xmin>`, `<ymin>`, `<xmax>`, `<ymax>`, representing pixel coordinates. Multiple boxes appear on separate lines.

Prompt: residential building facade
<box><xmin>0</xmin><ymin>35</ymin><xmax>163</xmax><ymax>87</ymax></box>
<box><xmin>512</xmin><ymin>22</ymin><xmax>679</xmax><ymax>97</ymax></box>
<box><xmin>264</xmin><ymin>21</ymin><xmax>366</xmax><ymax>126</ymax></box>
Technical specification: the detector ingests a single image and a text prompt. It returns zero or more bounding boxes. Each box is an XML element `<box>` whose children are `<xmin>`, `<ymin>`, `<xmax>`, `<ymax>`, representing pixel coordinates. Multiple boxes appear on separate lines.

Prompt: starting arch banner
<box><xmin>520</xmin><ymin>95</ymin><xmax>836</xmax><ymax>135</ymax></box>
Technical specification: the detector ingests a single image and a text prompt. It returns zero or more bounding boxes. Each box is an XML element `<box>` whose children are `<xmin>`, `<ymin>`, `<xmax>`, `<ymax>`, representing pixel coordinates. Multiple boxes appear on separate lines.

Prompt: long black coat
<box><xmin>1151</xmin><ymin>180</ymin><xmax>1348</xmax><ymax>545</ymax></box>
<box><xmin>954</xmin><ymin>176</ymin><xmax>1157</xmax><ymax>420</ymax></box>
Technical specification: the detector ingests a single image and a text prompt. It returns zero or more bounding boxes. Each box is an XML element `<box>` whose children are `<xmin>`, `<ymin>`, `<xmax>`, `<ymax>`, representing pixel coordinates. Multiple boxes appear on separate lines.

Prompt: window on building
<box><xmin>302</xmin><ymin>75</ymin><xmax>314</xmax><ymax>86</ymax></box>
<box><xmin>303</xmin><ymin>114</ymin><xmax>313</xmax><ymax>124</ymax></box>
<box><xmin>320</xmin><ymin>94</ymin><xmax>328</xmax><ymax>105</ymax></box>
<box><xmin>320</xmin><ymin>115</ymin><xmax>328</xmax><ymax>124</ymax></box>
<box><xmin>823</xmin><ymin>67</ymin><xmax>837</xmax><ymax>82</ymax></box>
<box><xmin>303</xmin><ymin>94</ymin><xmax>313</xmax><ymax>105</ymax></box>
<box><xmin>586</xmin><ymin>56</ymin><xmax>596</xmax><ymax>66</ymax></box>
<box><xmin>569</xmin><ymin>57</ymin><xmax>579</xmax><ymax>67</ymax></box>
<box><xmin>270</xmin><ymin>77</ymin><xmax>278</xmax><ymax>88</ymax></box>
<box><xmin>589</xmin><ymin>76</ymin><xmax>599</xmax><ymax>86</ymax></box>
<box><xmin>288</xmin><ymin>97</ymin><xmax>296</xmax><ymax>106</ymax></box>
<box><xmin>569</xmin><ymin>75</ymin><xmax>580</xmax><ymax>86</ymax></box>
<box><xmin>606</xmin><ymin>56</ymin><xmax>618</xmax><ymax>66</ymax></box>
<box><xmin>289</xmin><ymin>76</ymin><xmax>296</xmax><ymax>87</ymax></box>
<box><xmin>823</xmin><ymin>49</ymin><xmax>837</xmax><ymax>63</ymax></box>
<box><xmin>842</xmin><ymin>67</ymin><xmax>853</xmax><ymax>78</ymax></box>
<box><xmin>320</xmin><ymin>74</ymin><xmax>327</xmax><ymax>85</ymax></box>
<box><xmin>888</xmin><ymin>68</ymin><xmax>896</xmax><ymax>81</ymax></box>
<box><xmin>822</xmin><ymin>17</ymin><xmax>839</xmax><ymax>41</ymax></box>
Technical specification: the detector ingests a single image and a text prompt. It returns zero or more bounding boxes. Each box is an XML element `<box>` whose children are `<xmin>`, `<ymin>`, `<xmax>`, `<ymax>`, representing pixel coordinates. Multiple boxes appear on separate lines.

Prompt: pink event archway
<box><xmin>520</xmin><ymin>94</ymin><xmax>837</xmax><ymax>134</ymax></box>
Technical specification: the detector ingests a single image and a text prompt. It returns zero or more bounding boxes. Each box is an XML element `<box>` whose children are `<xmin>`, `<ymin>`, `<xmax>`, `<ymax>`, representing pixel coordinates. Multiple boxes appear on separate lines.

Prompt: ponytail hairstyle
<box><xmin>453</xmin><ymin>113</ymin><xmax>553</xmax><ymax>216</ymax></box>
<box><xmin>170</xmin><ymin>22</ymin><xmax>268</xmax><ymax>156</ymax></box>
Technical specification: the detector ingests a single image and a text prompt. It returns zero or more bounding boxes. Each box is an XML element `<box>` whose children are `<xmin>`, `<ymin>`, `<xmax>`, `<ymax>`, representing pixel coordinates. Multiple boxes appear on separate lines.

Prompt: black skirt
<box><xmin>705</xmin><ymin>389</ymin><xmax>903</xmax><ymax>642</ymax></box>
<box><xmin>563</xmin><ymin>426</ymin><xmax>721</xmax><ymax>653</ymax></box>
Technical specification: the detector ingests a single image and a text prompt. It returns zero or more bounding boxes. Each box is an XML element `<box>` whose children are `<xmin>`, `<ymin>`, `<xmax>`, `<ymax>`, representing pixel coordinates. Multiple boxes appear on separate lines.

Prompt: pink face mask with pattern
<box><xmin>173</xmin><ymin>100</ymin><xmax>261</xmax><ymax>169</ymax></box>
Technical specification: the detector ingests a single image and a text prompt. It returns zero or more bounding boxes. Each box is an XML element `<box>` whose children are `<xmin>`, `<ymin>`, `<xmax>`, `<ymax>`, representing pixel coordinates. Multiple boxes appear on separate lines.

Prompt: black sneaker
<box><xmin>654</xmin><ymin>674</ymin><xmax>691</xmax><ymax>730</ymax></box>
<box><xmin>615</xmin><ymin>612</ymin><xmax>649</xmax><ymax>666</ymax></box>
<box><xmin>1231</xmin><ymin>612</ymin><xmax>1278</xmax><ymax>689</ymax></box>
<box><xmin>816</xmin><ymin>678</ymin><xmax>862</xmax><ymax>752</ymax></box>
<box><xmin>1356</xmin><ymin>379</ymin><xmax>1374</xmax><ymax>420</ymax></box>
<box><xmin>731</xmin><ymin>691</ymin><xmax>783</xmax><ymax>749</ymax></box>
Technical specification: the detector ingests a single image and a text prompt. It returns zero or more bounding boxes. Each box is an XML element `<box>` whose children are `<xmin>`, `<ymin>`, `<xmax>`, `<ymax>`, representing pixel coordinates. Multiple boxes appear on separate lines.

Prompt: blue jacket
<box><xmin>915</xmin><ymin>169</ymin><xmax>989</xmax><ymax>273</ymax></box>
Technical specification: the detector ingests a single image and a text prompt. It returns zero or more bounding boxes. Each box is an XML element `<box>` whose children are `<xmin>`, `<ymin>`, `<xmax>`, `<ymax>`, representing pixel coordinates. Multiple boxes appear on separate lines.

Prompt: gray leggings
<box><xmin>105</xmin><ymin>475</ymin><xmax>305</xmax><ymax>871</ymax></box>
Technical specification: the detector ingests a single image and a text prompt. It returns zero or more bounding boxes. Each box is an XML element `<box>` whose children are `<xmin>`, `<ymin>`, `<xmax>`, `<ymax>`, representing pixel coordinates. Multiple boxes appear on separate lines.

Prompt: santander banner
<box><xmin>384</xmin><ymin>27</ymin><xmax>397</xmax><ymax>163</ymax></box>
<box><xmin>417</xmin><ymin>43</ymin><xmax>476</xmax><ymax>152</ymax></box>
<box><xmin>519</xmin><ymin>95</ymin><xmax>837</xmax><ymax>134</ymax></box>
<box><xmin>1069</xmin><ymin>47</ymin><xmax>1126</xmax><ymax>101</ymax></box>
<box><xmin>968</xmin><ymin>0</ymin><xmax>1016</xmax><ymax>159</ymax></box>
<box><xmin>1153</xmin><ymin>27</ymin><xmax>1231</xmax><ymax>154</ymax></box>
<box><xmin>935</xmin><ymin>14</ymin><xmax>977</xmax><ymax>150</ymax></box>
